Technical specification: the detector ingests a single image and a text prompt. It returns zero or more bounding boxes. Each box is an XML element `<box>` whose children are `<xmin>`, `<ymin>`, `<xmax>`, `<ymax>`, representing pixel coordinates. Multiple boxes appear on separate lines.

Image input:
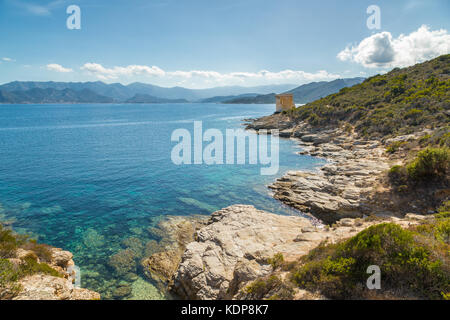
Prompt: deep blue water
<box><xmin>0</xmin><ymin>103</ymin><xmax>324</xmax><ymax>299</ymax></box>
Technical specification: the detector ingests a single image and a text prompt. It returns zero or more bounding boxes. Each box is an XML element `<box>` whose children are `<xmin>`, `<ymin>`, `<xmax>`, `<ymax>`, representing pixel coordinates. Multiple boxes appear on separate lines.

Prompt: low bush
<box><xmin>406</xmin><ymin>147</ymin><xmax>449</xmax><ymax>183</ymax></box>
<box><xmin>244</xmin><ymin>275</ymin><xmax>294</xmax><ymax>300</ymax></box>
<box><xmin>386</xmin><ymin>141</ymin><xmax>406</xmax><ymax>154</ymax></box>
<box><xmin>389</xmin><ymin>147</ymin><xmax>449</xmax><ymax>188</ymax></box>
<box><xmin>291</xmin><ymin>222</ymin><xmax>449</xmax><ymax>299</ymax></box>
<box><xmin>0</xmin><ymin>223</ymin><xmax>62</xmax><ymax>298</ymax></box>
<box><xmin>267</xmin><ymin>253</ymin><xmax>284</xmax><ymax>270</ymax></box>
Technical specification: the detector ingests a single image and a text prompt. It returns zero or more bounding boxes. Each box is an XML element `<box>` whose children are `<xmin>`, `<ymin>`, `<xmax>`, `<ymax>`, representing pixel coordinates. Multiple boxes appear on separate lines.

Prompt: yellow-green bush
<box><xmin>291</xmin><ymin>222</ymin><xmax>450</xmax><ymax>300</ymax></box>
<box><xmin>406</xmin><ymin>147</ymin><xmax>449</xmax><ymax>182</ymax></box>
<box><xmin>244</xmin><ymin>275</ymin><xmax>294</xmax><ymax>300</ymax></box>
<box><xmin>389</xmin><ymin>147</ymin><xmax>449</xmax><ymax>188</ymax></box>
<box><xmin>0</xmin><ymin>224</ymin><xmax>62</xmax><ymax>298</ymax></box>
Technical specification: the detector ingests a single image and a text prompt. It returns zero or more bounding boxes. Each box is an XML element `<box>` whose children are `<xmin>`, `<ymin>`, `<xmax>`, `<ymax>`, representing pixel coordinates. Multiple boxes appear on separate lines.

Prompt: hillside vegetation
<box><xmin>224</xmin><ymin>77</ymin><xmax>364</xmax><ymax>104</ymax></box>
<box><xmin>243</xmin><ymin>204</ymin><xmax>450</xmax><ymax>300</ymax></box>
<box><xmin>291</xmin><ymin>55</ymin><xmax>449</xmax><ymax>138</ymax></box>
<box><xmin>291</xmin><ymin>204</ymin><xmax>450</xmax><ymax>300</ymax></box>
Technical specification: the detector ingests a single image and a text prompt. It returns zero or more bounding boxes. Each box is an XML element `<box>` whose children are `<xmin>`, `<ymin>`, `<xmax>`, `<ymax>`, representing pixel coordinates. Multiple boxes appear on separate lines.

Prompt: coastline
<box><xmin>1</xmin><ymin>110</ymin><xmax>445</xmax><ymax>300</ymax></box>
<box><xmin>140</xmin><ymin>113</ymin><xmax>436</xmax><ymax>300</ymax></box>
<box><xmin>1</xmin><ymin>243</ymin><xmax>100</xmax><ymax>300</ymax></box>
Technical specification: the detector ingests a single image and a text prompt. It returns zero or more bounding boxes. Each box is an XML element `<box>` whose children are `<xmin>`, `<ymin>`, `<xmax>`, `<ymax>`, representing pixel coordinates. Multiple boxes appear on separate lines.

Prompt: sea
<box><xmin>0</xmin><ymin>103</ymin><xmax>325</xmax><ymax>299</ymax></box>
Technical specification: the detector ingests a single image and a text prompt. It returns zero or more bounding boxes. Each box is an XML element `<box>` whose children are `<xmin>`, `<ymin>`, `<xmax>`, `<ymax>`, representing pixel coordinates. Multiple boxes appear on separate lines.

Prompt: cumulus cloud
<box><xmin>81</xmin><ymin>63</ymin><xmax>165</xmax><ymax>80</ymax></box>
<box><xmin>2</xmin><ymin>57</ymin><xmax>14</xmax><ymax>62</ymax></box>
<box><xmin>46</xmin><ymin>63</ymin><xmax>73</xmax><ymax>73</ymax></box>
<box><xmin>80</xmin><ymin>62</ymin><xmax>341</xmax><ymax>85</ymax></box>
<box><xmin>338</xmin><ymin>25</ymin><xmax>450</xmax><ymax>68</ymax></box>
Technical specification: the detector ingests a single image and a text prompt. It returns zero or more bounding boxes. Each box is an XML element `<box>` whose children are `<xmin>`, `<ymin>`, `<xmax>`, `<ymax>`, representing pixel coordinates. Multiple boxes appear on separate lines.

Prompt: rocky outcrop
<box><xmin>7</xmin><ymin>247</ymin><xmax>100</xmax><ymax>300</ymax></box>
<box><xmin>248</xmin><ymin>118</ymin><xmax>393</xmax><ymax>223</ymax></box>
<box><xmin>247</xmin><ymin>116</ymin><xmax>439</xmax><ymax>223</ymax></box>
<box><xmin>170</xmin><ymin>205</ymin><xmax>421</xmax><ymax>300</ymax></box>
<box><xmin>140</xmin><ymin>215</ymin><xmax>208</xmax><ymax>291</ymax></box>
<box><xmin>269</xmin><ymin>130</ymin><xmax>392</xmax><ymax>224</ymax></box>
<box><xmin>14</xmin><ymin>274</ymin><xmax>99</xmax><ymax>300</ymax></box>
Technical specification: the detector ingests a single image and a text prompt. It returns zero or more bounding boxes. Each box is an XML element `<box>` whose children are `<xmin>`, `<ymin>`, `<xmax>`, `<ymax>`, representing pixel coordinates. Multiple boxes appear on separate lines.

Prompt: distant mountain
<box><xmin>125</xmin><ymin>94</ymin><xmax>188</xmax><ymax>103</ymax></box>
<box><xmin>286</xmin><ymin>77</ymin><xmax>366</xmax><ymax>103</ymax></box>
<box><xmin>0</xmin><ymin>81</ymin><xmax>130</xmax><ymax>101</ymax></box>
<box><xmin>0</xmin><ymin>79</ymin><xmax>364</xmax><ymax>104</ymax></box>
<box><xmin>0</xmin><ymin>88</ymin><xmax>113</xmax><ymax>104</ymax></box>
<box><xmin>199</xmin><ymin>93</ymin><xmax>259</xmax><ymax>103</ymax></box>
<box><xmin>223</xmin><ymin>93</ymin><xmax>277</xmax><ymax>104</ymax></box>
<box><xmin>0</xmin><ymin>81</ymin><xmax>297</xmax><ymax>102</ymax></box>
<box><xmin>222</xmin><ymin>78</ymin><xmax>366</xmax><ymax>104</ymax></box>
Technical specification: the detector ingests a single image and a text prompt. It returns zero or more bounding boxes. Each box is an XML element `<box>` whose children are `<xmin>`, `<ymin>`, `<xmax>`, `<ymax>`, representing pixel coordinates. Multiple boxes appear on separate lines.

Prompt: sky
<box><xmin>0</xmin><ymin>0</ymin><xmax>449</xmax><ymax>88</ymax></box>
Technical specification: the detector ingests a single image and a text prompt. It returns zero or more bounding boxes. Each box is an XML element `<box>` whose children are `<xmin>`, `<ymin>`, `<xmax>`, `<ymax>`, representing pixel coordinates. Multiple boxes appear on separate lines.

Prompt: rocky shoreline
<box><xmin>5</xmin><ymin>114</ymin><xmax>437</xmax><ymax>300</ymax></box>
<box><xmin>7</xmin><ymin>247</ymin><xmax>100</xmax><ymax>300</ymax></box>
<box><xmin>260</xmin><ymin>120</ymin><xmax>392</xmax><ymax>224</ymax></box>
<box><xmin>153</xmin><ymin>206</ymin><xmax>423</xmax><ymax>300</ymax></box>
<box><xmin>138</xmin><ymin>114</ymin><xmax>436</xmax><ymax>300</ymax></box>
<box><xmin>247</xmin><ymin>114</ymin><xmax>438</xmax><ymax>222</ymax></box>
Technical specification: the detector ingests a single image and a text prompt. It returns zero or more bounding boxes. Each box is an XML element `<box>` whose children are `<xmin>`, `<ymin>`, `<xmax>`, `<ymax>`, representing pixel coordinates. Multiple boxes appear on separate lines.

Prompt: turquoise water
<box><xmin>0</xmin><ymin>103</ymin><xmax>325</xmax><ymax>299</ymax></box>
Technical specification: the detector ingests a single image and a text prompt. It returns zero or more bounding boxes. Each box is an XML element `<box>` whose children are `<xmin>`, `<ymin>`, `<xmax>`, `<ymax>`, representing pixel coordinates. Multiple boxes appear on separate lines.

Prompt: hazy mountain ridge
<box><xmin>0</xmin><ymin>88</ymin><xmax>113</xmax><ymax>104</ymax></box>
<box><xmin>199</xmin><ymin>93</ymin><xmax>260</xmax><ymax>103</ymax></box>
<box><xmin>0</xmin><ymin>78</ymin><xmax>364</xmax><ymax>104</ymax></box>
<box><xmin>125</xmin><ymin>94</ymin><xmax>188</xmax><ymax>104</ymax></box>
<box><xmin>222</xmin><ymin>77</ymin><xmax>365</xmax><ymax>104</ymax></box>
<box><xmin>0</xmin><ymin>81</ymin><xmax>297</xmax><ymax>103</ymax></box>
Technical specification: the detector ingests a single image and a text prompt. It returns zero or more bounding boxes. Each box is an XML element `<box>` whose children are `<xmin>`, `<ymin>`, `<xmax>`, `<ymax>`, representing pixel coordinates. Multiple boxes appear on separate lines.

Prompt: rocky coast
<box><xmin>249</xmin><ymin>114</ymin><xmax>392</xmax><ymax>224</ymax></box>
<box><xmin>6</xmin><ymin>247</ymin><xmax>100</xmax><ymax>300</ymax></box>
<box><xmin>139</xmin><ymin>113</ymin><xmax>437</xmax><ymax>300</ymax></box>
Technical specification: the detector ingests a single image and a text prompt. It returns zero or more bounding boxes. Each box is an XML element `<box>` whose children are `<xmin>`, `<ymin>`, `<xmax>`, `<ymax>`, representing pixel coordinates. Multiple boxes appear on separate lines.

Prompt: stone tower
<box><xmin>275</xmin><ymin>94</ymin><xmax>295</xmax><ymax>113</ymax></box>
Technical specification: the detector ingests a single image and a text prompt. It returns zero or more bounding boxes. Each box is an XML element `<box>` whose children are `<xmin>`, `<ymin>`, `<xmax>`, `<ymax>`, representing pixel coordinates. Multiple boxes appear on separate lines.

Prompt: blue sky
<box><xmin>0</xmin><ymin>0</ymin><xmax>449</xmax><ymax>88</ymax></box>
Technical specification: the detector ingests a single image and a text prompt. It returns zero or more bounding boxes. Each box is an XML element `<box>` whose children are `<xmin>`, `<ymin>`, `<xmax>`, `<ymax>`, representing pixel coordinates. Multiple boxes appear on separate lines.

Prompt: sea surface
<box><xmin>0</xmin><ymin>103</ymin><xmax>325</xmax><ymax>299</ymax></box>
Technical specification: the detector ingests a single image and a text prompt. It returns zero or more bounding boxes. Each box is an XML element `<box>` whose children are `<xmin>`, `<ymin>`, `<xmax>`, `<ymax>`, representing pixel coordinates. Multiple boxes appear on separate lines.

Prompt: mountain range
<box><xmin>0</xmin><ymin>78</ymin><xmax>364</xmax><ymax>104</ymax></box>
<box><xmin>223</xmin><ymin>78</ymin><xmax>365</xmax><ymax>104</ymax></box>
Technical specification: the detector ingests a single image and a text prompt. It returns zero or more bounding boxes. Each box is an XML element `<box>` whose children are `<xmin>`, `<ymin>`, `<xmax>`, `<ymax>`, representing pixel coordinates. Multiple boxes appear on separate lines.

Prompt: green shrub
<box><xmin>0</xmin><ymin>259</ymin><xmax>22</xmax><ymax>298</ymax></box>
<box><xmin>386</xmin><ymin>141</ymin><xmax>406</xmax><ymax>154</ymax></box>
<box><xmin>19</xmin><ymin>254</ymin><xmax>62</xmax><ymax>278</ymax></box>
<box><xmin>388</xmin><ymin>165</ymin><xmax>408</xmax><ymax>186</ymax></box>
<box><xmin>21</xmin><ymin>241</ymin><xmax>53</xmax><ymax>263</ymax></box>
<box><xmin>0</xmin><ymin>223</ymin><xmax>62</xmax><ymax>299</ymax></box>
<box><xmin>0</xmin><ymin>225</ymin><xmax>20</xmax><ymax>258</ymax></box>
<box><xmin>406</xmin><ymin>147</ymin><xmax>449</xmax><ymax>183</ymax></box>
<box><xmin>435</xmin><ymin>201</ymin><xmax>450</xmax><ymax>219</ymax></box>
<box><xmin>389</xmin><ymin>147</ymin><xmax>449</xmax><ymax>189</ymax></box>
<box><xmin>267</xmin><ymin>253</ymin><xmax>284</xmax><ymax>269</ymax></box>
<box><xmin>244</xmin><ymin>275</ymin><xmax>294</xmax><ymax>300</ymax></box>
<box><xmin>292</xmin><ymin>223</ymin><xmax>449</xmax><ymax>299</ymax></box>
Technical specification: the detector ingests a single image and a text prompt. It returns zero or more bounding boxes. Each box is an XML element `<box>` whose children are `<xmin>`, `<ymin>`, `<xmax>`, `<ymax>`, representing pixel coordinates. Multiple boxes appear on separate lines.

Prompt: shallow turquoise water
<box><xmin>0</xmin><ymin>103</ymin><xmax>325</xmax><ymax>299</ymax></box>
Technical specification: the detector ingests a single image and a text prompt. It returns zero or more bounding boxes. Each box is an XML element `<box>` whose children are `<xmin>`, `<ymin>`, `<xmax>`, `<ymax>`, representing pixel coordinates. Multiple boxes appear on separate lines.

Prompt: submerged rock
<box><xmin>112</xmin><ymin>284</ymin><xmax>132</xmax><ymax>299</ymax></box>
<box><xmin>108</xmin><ymin>249</ymin><xmax>137</xmax><ymax>275</ymax></box>
<box><xmin>140</xmin><ymin>215</ymin><xmax>208</xmax><ymax>290</ymax></box>
<box><xmin>82</xmin><ymin>228</ymin><xmax>105</xmax><ymax>249</ymax></box>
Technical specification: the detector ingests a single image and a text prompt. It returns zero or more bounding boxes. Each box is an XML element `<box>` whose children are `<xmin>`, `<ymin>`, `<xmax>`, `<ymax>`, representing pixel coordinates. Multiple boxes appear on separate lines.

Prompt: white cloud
<box><xmin>2</xmin><ymin>57</ymin><xmax>14</xmax><ymax>62</ymax></box>
<box><xmin>46</xmin><ymin>63</ymin><xmax>73</xmax><ymax>73</ymax></box>
<box><xmin>81</xmin><ymin>63</ymin><xmax>165</xmax><ymax>80</ymax></box>
<box><xmin>338</xmin><ymin>25</ymin><xmax>450</xmax><ymax>68</ymax></box>
<box><xmin>80</xmin><ymin>62</ymin><xmax>341</xmax><ymax>85</ymax></box>
<box><xmin>7</xmin><ymin>0</ymin><xmax>67</xmax><ymax>16</ymax></box>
